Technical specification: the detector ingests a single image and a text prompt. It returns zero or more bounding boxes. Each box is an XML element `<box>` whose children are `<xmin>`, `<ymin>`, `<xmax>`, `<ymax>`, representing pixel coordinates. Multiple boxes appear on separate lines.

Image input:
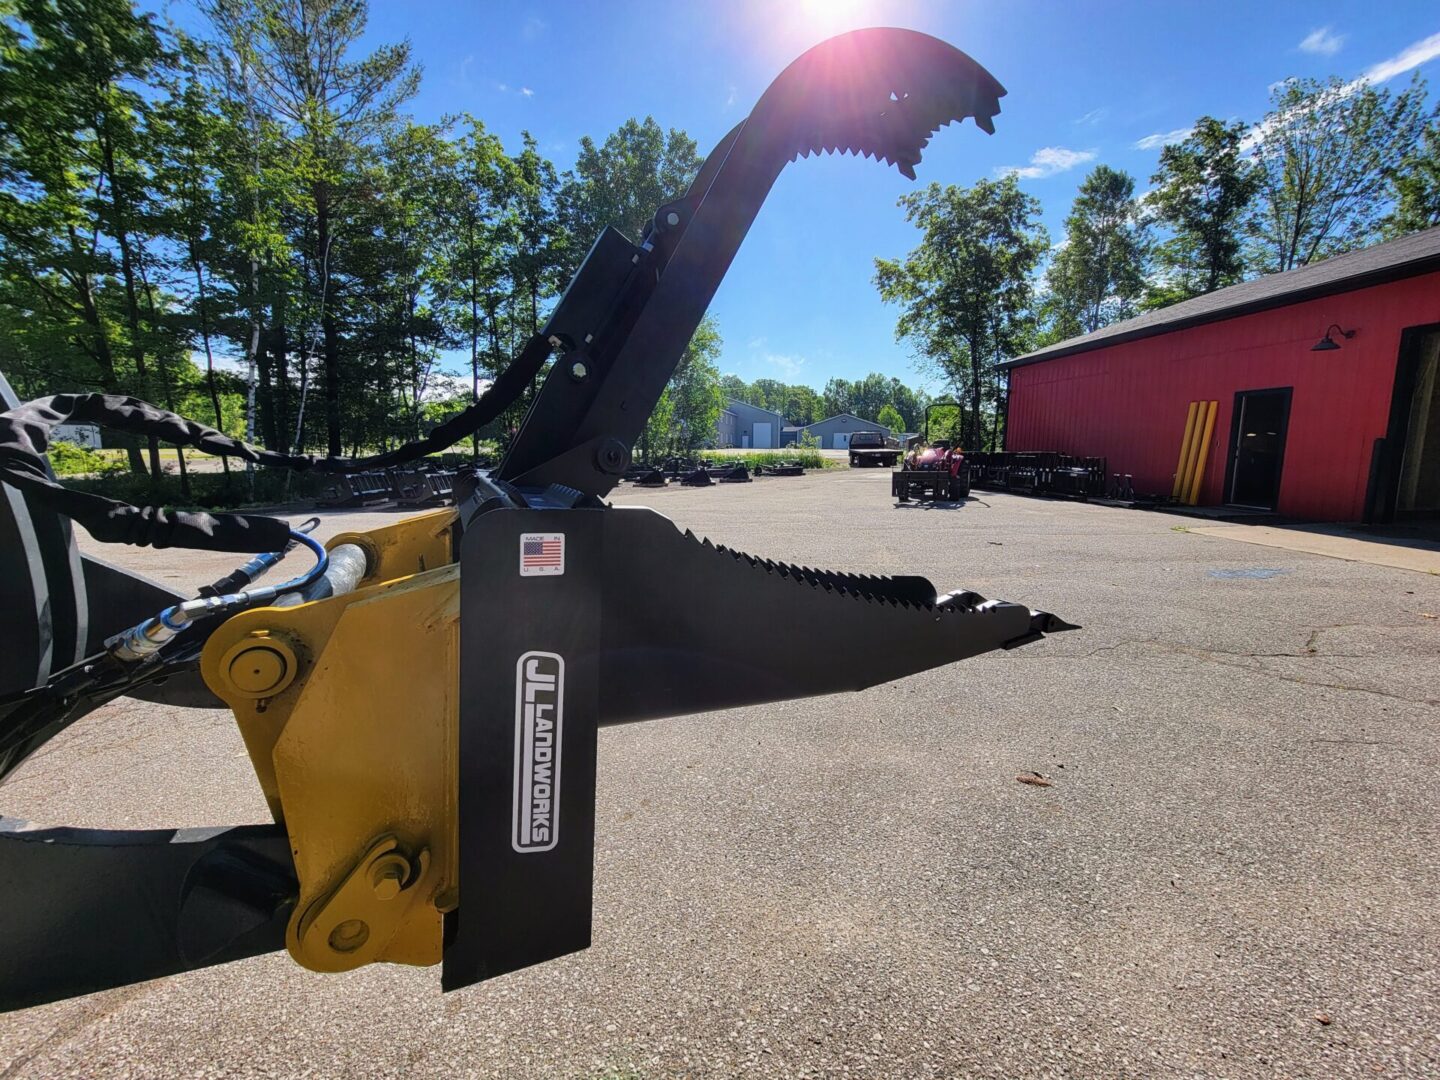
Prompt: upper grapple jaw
<box><xmin>752</xmin><ymin>27</ymin><xmax>1006</xmax><ymax>178</ymax></box>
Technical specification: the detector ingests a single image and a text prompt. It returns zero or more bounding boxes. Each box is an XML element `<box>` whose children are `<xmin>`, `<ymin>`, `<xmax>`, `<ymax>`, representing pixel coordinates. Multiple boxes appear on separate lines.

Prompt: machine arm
<box><xmin>0</xmin><ymin>29</ymin><xmax>1078</xmax><ymax>1013</ymax></box>
<box><xmin>497</xmin><ymin>28</ymin><xmax>1005</xmax><ymax>494</ymax></box>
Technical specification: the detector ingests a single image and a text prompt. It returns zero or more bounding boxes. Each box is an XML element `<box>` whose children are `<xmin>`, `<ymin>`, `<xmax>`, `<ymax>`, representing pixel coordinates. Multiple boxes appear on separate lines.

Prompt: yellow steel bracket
<box><xmin>200</xmin><ymin>508</ymin><xmax>460</xmax><ymax>973</ymax></box>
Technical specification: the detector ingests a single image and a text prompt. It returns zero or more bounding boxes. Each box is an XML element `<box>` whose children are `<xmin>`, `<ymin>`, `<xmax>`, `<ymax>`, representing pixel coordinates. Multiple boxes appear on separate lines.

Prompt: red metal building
<box><xmin>1001</xmin><ymin>227</ymin><xmax>1440</xmax><ymax>523</ymax></box>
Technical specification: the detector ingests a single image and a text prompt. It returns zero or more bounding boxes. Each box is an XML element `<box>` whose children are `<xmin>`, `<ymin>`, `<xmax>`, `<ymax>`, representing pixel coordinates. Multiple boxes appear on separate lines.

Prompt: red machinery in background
<box><xmin>892</xmin><ymin>402</ymin><xmax>970</xmax><ymax>502</ymax></box>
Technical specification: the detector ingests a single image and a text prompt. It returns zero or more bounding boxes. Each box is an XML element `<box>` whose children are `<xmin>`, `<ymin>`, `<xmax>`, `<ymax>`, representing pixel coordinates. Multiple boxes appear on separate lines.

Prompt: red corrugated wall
<box><xmin>1005</xmin><ymin>271</ymin><xmax>1440</xmax><ymax>521</ymax></box>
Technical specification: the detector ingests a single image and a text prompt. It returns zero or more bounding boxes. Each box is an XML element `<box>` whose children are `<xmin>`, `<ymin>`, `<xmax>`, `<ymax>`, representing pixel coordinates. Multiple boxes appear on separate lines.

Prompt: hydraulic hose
<box><xmin>108</xmin><ymin>530</ymin><xmax>329</xmax><ymax>663</ymax></box>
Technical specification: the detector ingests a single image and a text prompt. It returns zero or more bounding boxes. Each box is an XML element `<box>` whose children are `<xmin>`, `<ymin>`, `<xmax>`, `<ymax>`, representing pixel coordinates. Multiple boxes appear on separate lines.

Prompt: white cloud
<box><xmin>764</xmin><ymin>353</ymin><xmax>806</xmax><ymax>378</ymax></box>
<box><xmin>997</xmin><ymin>146</ymin><xmax>1096</xmax><ymax>180</ymax></box>
<box><xmin>1299</xmin><ymin>27</ymin><xmax>1345</xmax><ymax>56</ymax></box>
<box><xmin>520</xmin><ymin>86</ymin><xmax>535</xmax><ymax>98</ymax></box>
<box><xmin>1244</xmin><ymin>30</ymin><xmax>1440</xmax><ymax>150</ymax></box>
<box><xmin>1357</xmin><ymin>29</ymin><xmax>1440</xmax><ymax>85</ymax></box>
<box><xmin>1074</xmin><ymin>107</ymin><xmax>1109</xmax><ymax>127</ymax></box>
<box><xmin>1134</xmin><ymin>127</ymin><xmax>1192</xmax><ymax>150</ymax></box>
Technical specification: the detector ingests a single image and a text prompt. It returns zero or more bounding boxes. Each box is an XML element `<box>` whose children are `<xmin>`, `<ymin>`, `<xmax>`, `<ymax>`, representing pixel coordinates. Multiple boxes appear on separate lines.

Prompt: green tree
<box><xmin>779</xmin><ymin>383</ymin><xmax>822</xmax><ymax>426</ymax></box>
<box><xmin>875</xmin><ymin>176</ymin><xmax>1047</xmax><ymax>448</ymax></box>
<box><xmin>238</xmin><ymin>0</ymin><xmax>419</xmax><ymax>455</ymax></box>
<box><xmin>201</xmin><ymin>0</ymin><xmax>301</xmax><ymax>456</ymax></box>
<box><xmin>510</xmin><ymin>132</ymin><xmax>560</xmax><ymax>328</ymax></box>
<box><xmin>0</xmin><ymin>0</ymin><xmax>175</xmax><ymax>474</ymax></box>
<box><xmin>1146</xmin><ymin>117</ymin><xmax>1260</xmax><ymax>304</ymax></box>
<box><xmin>560</xmin><ymin>116</ymin><xmax>703</xmax><ymax>255</ymax></box>
<box><xmin>667</xmin><ymin>316</ymin><xmax>725</xmax><ymax>452</ymax></box>
<box><xmin>640</xmin><ymin>315</ymin><xmax>724</xmax><ymax>458</ymax></box>
<box><xmin>1044</xmin><ymin>165</ymin><xmax>1147</xmax><ymax>338</ymax></box>
<box><xmin>1248</xmin><ymin>74</ymin><xmax>1432</xmax><ymax>273</ymax></box>
<box><xmin>152</xmin><ymin>37</ymin><xmax>239</xmax><ymax>480</ymax></box>
<box><xmin>821</xmin><ymin>373</ymin><xmax>926</xmax><ymax>426</ymax></box>
<box><xmin>719</xmin><ymin>372</ymin><xmax>748</xmax><ymax>402</ymax></box>
<box><xmin>1384</xmin><ymin>116</ymin><xmax>1440</xmax><ymax>236</ymax></box>
<box><xmin>876</xmin><ymin>403</ymin><xmax>905</xmax><ymax>433</ymax></box>
<box><xmin>443</xmin><ymin>116</ymin><xmax>520</xmax><ymax>449</ymax></box>
<box><xmin>717</xmin><ymin>375</ymin><xmax>820</xmax><ymax>426</ymax></box>
<box><xmin>372</xmin><ymin>120</ymin><xmax>457</xmax><ymax>441</ymax></box>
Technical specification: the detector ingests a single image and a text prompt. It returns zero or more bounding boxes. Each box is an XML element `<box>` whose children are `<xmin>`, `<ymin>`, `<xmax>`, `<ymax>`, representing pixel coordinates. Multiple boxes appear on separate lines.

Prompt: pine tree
<box><xmin>1147</xmin><ymin>117</ymin><xmax>1260</xmax><ymax>304</ymax></box>
<box><xmin>1043</xmin><ymin>165</ymin><xmax>1147</xmax><ymax>339</ymax></box>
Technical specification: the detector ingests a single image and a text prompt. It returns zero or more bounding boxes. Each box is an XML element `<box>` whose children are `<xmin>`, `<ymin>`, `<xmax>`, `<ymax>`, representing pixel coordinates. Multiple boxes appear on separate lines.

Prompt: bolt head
<box><xmin>328</xmin><ymin>919</ymin><xmax>370</xmax><ymax>953</ymax></box>
<box><xmin>665</xmin><ymin>211</ymin><xmax>681</xmax><ymax>227</ymax></box>
<box><xmin>571</xmin><ymin>360</ymin><xmax>588</xmax><ymax>380</ymax></box>
<box><xmin>228</xmin><ymin>646</ymin><xmax>287</xmax><ymax>695</ymax></box>
<box><xmin>369</xmin><ymin>853</ymin><xmax>410</xmax><ymax>901</ymax></box>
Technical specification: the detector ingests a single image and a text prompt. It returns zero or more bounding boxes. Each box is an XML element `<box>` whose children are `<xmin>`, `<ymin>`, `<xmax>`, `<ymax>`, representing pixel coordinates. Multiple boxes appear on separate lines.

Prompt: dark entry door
<box><xmin>1395</xmin><ymin>330</ymin><xmax>1440</xmax><ymax>517</ymax></box>
<box><xmin>1366</xmin><ymin>325</ymin><xmax>1440</xmax><ymax>523</ymax></box>
<box><xmin>1225</xmin><ymin>388</ymin><xmax>1291</xmax><ymax>509</ymax></box>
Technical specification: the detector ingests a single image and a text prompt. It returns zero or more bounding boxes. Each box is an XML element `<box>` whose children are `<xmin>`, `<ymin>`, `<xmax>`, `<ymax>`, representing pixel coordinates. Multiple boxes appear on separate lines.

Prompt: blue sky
<box><xmin>159</xmin><ymin>0</ymin><xmax>1440</xmax><ymax>394</ymax></box>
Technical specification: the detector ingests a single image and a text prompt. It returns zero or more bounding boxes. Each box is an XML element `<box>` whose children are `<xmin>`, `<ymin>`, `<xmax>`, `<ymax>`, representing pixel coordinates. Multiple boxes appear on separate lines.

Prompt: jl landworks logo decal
<box><xmin>513</xmin><ymin>651</ymin><xmax>564</xmax><ymax>853</ymax></box>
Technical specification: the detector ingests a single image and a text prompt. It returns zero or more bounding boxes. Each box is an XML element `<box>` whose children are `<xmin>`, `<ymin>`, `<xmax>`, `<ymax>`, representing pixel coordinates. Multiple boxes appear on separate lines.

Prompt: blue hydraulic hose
<box><xmin>275</xmin><ymin>529</ymin><xmax>329</xmax><ymax>595</ymax></box>
<box><xmin>109</xmin><ymin>528</ymin><xmax>329</xmax><ymax>662</ymax></box>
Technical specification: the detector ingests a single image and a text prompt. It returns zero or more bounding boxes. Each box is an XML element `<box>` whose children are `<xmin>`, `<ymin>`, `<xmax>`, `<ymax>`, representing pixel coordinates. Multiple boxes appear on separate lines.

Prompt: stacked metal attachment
<box><xmin>964</xmin><ymin>451</ymin><xmax>1109</xmax><ymax>499</ymax></box>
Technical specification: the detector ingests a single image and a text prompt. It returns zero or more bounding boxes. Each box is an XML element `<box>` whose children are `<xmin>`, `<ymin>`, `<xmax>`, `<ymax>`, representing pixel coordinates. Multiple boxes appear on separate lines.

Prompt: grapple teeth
<box><xmin>596</xmin><ymin>511</ymin><xmax>1068</xmax><ymax>725</ymax></box>
<box><xmin>749</xmin><ymin>28</ymin><xmax>1005</xmax><ymax>179</ymax></box>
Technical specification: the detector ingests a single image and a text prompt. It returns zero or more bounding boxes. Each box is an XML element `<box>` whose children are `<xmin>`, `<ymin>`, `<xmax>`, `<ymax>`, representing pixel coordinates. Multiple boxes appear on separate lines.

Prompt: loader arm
<box><xmin>0</xmin><ymin>28</ymin><xmax>1075</xmax><ymax>1012</ymax></box>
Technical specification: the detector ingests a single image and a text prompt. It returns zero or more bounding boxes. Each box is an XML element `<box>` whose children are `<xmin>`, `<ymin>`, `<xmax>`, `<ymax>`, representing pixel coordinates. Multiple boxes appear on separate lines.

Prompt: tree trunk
<box><xmin>100</xmin><ymin>125</ymin><xmax>161</xmax><ymax>480</ymax></box>
<box><xmin>269</xmin><ymin>289</ymin><xmax>291</xmax><ymax>453</ymax></box>
<box><xmin>69</xmin><ymin>228</ymin><xmax>143</xmax><ymax>473</ymax></box>
<box><xmin>190</xmin><ymin>238</ymin><xmax>230</xmax><ymax>480</ymax></box>
<box><xmin>135</xmin><ymin>255</ymin><xmax>190</xmax><ymax>500</ymax></box>
<box><xmin>967</xmin><ymin>335</ymin><xmax>984</xmax><ymax>451</ymax></box>
<box><xmin>322</xmin><ymin>310</ymin><xmax>342</xmax><ymax>457</ymax></box>
<box><xmin>256</xmin><ymin>333</ymin><xmax>277</xmax><ymax>450</ymax></box>
<box><xmin>469</xmin><ymin>246</ymin><xmax>480</xmax><ymax>456</ymax></box>
<box><xmin>315</xmin><ymin>185</ymin><xmax>342</xmax><ymax>458</ymax></box>
<box><xmin>115</xmin><ymin>227</ymin><xmax>161</xmax><ymax>480</ymax></box>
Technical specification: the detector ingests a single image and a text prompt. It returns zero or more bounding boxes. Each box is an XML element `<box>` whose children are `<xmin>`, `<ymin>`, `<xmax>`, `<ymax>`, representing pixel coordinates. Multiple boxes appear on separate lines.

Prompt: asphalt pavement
<box><xmin>2</xmin><ymin>469</ymin><xmax>1437</xmax><ymax>1078</ymax></box>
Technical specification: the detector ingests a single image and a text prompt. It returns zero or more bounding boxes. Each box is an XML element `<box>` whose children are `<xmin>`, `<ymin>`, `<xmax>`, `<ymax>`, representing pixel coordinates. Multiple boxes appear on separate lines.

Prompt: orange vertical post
<box><xmin>1186</xmin><ymin>401</ymin><xmax>1218</xmax><ymax>505</ymax></box>
<box><xmin>1172</xmin><ymin>401</ymin><xmax>1200</xmax><ymax>499</ymax></box>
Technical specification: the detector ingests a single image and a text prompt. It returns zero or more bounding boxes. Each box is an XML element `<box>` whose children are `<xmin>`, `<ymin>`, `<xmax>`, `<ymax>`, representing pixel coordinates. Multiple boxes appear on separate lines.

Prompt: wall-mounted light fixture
<box><xmin>1310</xmin><ymin>324</ymin><xmax>1356</xmax><ymax>352</ymax></box>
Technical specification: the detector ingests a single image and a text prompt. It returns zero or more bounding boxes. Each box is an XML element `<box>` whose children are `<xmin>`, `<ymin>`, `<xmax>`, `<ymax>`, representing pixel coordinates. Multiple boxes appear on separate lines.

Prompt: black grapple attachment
<box><xmin>0</xmin><ymin>28</ymin><xmax>1072</xmax><ymax>1011</ymax></box>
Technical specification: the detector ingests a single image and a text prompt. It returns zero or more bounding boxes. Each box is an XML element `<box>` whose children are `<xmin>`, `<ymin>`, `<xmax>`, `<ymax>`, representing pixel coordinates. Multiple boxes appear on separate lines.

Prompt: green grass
<box><xmin>66</xmin><ymin>468</ymin><xmax>332</xmax><ymax>511</ymax></box>
<box><xmin>47</xmin><ymin>441</ymin><xmax>123</xmax><ymax>477</ymax></box>
<box><xmin>699</xmin><ymin>448</ymin><xmax>839</xmax><ymax>470</ymax></box>
<box><xmin>94</xmin><ymin>446</ymin><xmax>217</xmax><ymax>461</ymax></box>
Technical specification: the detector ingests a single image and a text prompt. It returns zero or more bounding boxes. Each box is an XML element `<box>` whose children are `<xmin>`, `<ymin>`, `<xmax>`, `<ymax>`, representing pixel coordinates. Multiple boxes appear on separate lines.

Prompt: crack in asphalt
<box><xmin>1002</xmin><ymin>634</ymin><xmax>1439</xmax><ymax>708</ymax></box>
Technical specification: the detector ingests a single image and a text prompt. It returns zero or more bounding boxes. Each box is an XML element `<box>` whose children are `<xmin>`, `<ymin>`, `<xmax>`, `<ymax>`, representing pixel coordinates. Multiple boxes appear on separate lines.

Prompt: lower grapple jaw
<box><xmin>587</xmin><ymin>511</ymin><xmax>1077</xmax><ymax>723</ymax></box>
<box><xmin>443</xmin><ymin>502</ymin><xmax>1074</xmax><ymax>989</ymax></box>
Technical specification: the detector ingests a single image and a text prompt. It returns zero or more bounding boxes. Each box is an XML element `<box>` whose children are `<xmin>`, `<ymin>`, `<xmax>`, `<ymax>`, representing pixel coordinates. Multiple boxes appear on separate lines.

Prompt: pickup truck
<box><xmin>847</xmin><ymin>430</ymin><xmax>902</xmax><ymax>467</ymax></box>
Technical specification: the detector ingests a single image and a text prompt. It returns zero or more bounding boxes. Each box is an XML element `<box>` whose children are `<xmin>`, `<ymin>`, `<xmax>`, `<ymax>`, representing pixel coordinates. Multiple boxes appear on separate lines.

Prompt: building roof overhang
<box><xmin>1000</xmin><ymin>226</ymin><xmax>1440</xmax><ymax>371</ymax></box>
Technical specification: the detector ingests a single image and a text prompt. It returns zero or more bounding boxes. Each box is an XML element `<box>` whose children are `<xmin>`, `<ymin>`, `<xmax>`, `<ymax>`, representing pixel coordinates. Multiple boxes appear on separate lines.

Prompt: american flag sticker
<box><xmin>519</xmin><ymin>532</ymin><xmax>565</xmax><ymax>577</ymax></box>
